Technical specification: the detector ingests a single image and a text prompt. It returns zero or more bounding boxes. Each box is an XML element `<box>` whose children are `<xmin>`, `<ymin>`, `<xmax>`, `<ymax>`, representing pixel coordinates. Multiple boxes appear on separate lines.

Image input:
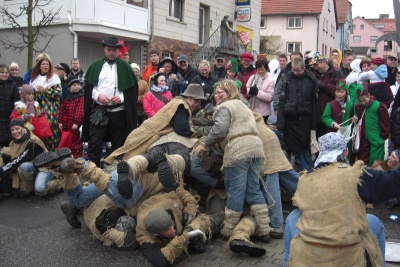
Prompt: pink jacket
<box><xmin>143</xmin><ymin>91</ymin><xmax>173</xmax><ymax>117</ymax></box>
<box><xmin>246</xmin><ymin>74</ymin><xmax>275</xmax><ymax>116</ymax></box>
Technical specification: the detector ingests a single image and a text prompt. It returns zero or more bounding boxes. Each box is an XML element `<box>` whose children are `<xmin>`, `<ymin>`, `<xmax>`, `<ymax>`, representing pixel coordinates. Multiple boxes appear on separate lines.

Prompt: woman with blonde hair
<box><xmin>9</xmin><ymin>62</ymin><xmax>24</xmax><ymax>87</ymax></box>
<box><xmin>198</xmin><ymin>79</ymin><xmax>272</xmax><ymax>242</ymax></box>
<box><xmin>29</xmin><ymin>54</ymin><xmax>62</xmax><ymax>151</ymax></box>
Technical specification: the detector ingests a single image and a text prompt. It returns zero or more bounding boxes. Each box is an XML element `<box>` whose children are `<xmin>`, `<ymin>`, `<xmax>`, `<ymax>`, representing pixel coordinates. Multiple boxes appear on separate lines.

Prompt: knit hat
<box><xmin>10</xmin><ymin>118</ymin><xmax>24</xmax><ymax>128</ymax></box>
<box><xmin>181</xmin><ymin>84</ymin><xmax>206</xmax><ymax>100</ymax></box>
<box><xmin>130</xmin><ymin>63</ymin><xmax>140</xmax><ymax>71</ymax></box>
<box><xmin>240</xmin><ymin>52</ymin><xmax>254</xmax><ymax>62</ymax></box>
<box><xmin>370</xmin><ymin>57</ymin><xmax>385</xmax><ymax>66</ymax></box>
<box><xmin>226</xmin><ymin>58</ymin><xmax>239</xmax><ymax>73</ymax></box>
<box><xmin>144</xmin><ymin>208</ymin><xmax>174</xmax><ymax>234</ymax></box>
<box><xmin>20</xmin><ymin>84</ymin><xmax>34</xmax><ymax>99</ymax></box>
<box><xmin>310</xmin><ymin>52</ymin><xmax>327</xmax><ymax>65</ymax></box>
<box><xmin>314</xmin><ymin>132</ymin><xmax>348</xmax><ymax>167</ymax></box>
<box><xmin>66</xmin><ymin>75</ymin><xmax>80</xmax><ymax>87</ymax></box>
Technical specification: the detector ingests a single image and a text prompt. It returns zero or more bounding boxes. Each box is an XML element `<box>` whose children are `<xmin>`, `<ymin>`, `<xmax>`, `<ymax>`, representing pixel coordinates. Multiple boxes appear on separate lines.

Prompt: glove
<box><xmin>2</xmin><ymin>154</ymin><xmax>11</xmax><ymax>164</ymax></box>
<box><xmin>184</xmin><ymin>213</ymin><xmax>194</xmax><ymax>225</ymax></box>
<box><xmin>248</xmin><ymin>85</ymin><xmax>259</xmax><ymax>96</ymax></box>
<box><xmin>316</xmin><ymin>80</ymin><xmax>325</xmax><ymax>90</ymax></box>
<box><xmin>193</xmin><ymin>143</ymin><xmax>209</xmax><ymax>163</ymax></box>
<box><xmin>186</xmin><ymin>229</ymin><xmax>207</xmax><ymax>243</ymax></box>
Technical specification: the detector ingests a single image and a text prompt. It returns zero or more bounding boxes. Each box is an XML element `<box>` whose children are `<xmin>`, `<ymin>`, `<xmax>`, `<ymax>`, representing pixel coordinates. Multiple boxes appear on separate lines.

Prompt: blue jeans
<box><xmin>264</xmin><ymin>169</ymin><xmax>299</xmax><ymax>232</ymax></box>
<box><xmin>287</xmin><ymin>151</ymin><xmax>313</xmax><ymax>172</ymax></box>
<box><xmin>283</xmin><ymin>209</ymin><xmax>386</xmax><ymax>267</ymax></box>
<box><xmin>190</xmin><ymin>153</ymin><xmax>218</xmax><ymax>187</ymax></box>
<box><xmin>66</xmin><ymin>170</ymin><xmax>144</xmax><ymax>209</ymax></box>
<box><xmin>19</xmin><ymin>162</ymin><xmax>55</xmax><ymax>195</ymax></box>
<box><xmin>224</xmin><ymin>157</ymin><xmax>266</xmax><ymax>212</ymax></box>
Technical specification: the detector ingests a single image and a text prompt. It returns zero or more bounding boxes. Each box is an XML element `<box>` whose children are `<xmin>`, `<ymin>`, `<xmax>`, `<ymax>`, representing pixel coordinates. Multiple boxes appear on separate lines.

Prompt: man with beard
<box><xmin>70</xmin><ymin>58</ymin><xmax>85</xmax><ymax>85</ymax></box>
<box><xmin>276</xmin><ymin>57</ymin><xmax>319</xmax><ymax>172</ymax></box>
<box><xmin>82</xmin><ymin>37</ymin><xmax>138</xmax><ymax>166</ymax></box>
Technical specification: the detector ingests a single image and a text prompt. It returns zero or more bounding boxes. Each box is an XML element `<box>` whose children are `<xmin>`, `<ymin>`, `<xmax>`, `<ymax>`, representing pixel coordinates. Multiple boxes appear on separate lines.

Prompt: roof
<box><xmin>366</xmin><ymin>18</ymin><xmax>396</xmax><ymax>33</ymax></box>
<box><xmin>335</xmin><ymin>0</ymin><xmax>350</xmax><ymax>24</ymax></box>
<box><xmin>261</xmin><ymin>0</ymin><xmax>324</xmax><ymax>15</ymax></box>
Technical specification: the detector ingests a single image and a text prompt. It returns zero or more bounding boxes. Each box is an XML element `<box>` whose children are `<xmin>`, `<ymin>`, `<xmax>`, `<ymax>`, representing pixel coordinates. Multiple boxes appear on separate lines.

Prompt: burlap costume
<box><xmin>1</xmin><ymin>132</ymin><xmax>47</xmax><ymax>190</ymax></box>
<box><xmin>104</xmin><ymin>97</ymin><xmax>192</xmax><ymax>165</ymax></box>
<box><xmin>289</xmin><ymin>161</ymin><xmax>383</xmax><ymax>267</ymax></box>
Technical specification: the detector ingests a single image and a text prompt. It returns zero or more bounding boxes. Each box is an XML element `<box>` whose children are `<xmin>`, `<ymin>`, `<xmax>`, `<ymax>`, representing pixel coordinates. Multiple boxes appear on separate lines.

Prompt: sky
<box><xmin>350</xmin><ymin>0</ymin><xmax>395</xmax><ymax>19</ymax></box>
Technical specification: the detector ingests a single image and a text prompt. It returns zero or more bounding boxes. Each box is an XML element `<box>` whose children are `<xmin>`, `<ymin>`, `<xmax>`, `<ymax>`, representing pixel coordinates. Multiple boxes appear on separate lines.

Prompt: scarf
<box><xmin>25</xmin><ymin>100</ymin><xmax>38</xmax><ymax>116</ymax></box>
<box><xmin>63</xmin><ymin>89</ymin><xmax>84</xmax><ymax>101</ymax></box>
<box><xmin>13</xmin><ymin>130</ymin><xmax>30</xmax><ymax>144</ymax></box>
<box><xmin>151</xmin><ymin>84</ymin><xmax>169</xmax><ymax>94</ymax></box>
<box><xmin>30</xmin><ymin>73</ymin><xmax>61</xmax><ymax>90</ymax></box>
<box><xmin>84</xmin><ymin>58</ymin><xmax>137</xmax><ymax>91</ymax></box>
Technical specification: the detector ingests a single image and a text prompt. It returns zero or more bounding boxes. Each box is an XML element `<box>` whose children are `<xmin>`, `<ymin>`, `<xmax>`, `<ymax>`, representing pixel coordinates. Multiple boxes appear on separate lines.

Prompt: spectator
<box><xmin>156</xmin><ymin>57</ymin><xmax>185</xmax><ymax>98</ymax></box>
<box><xmin>143</xmin><ymin>73</ymin><xmax>173</xmax><ymax>118</ymax></box>
<box><xmin>29</xmin><ymin>54</ymin><xmax>62</xmax><ymax>151</ymax></box>
<box><xmin>191</xmin><ymin>60</ymin><xmax>218</xmax><ymax>108</ymax></box>
<box><xmin>177</xmin><ymin>54</ymin><xmax>198</xmax><ymax>91</ymax></box>
<box><xmin>361</xmin><ymin>57</ymin><xmax>371</xmax><ymax>72</ymax></box>
<box><xmin>0</xmin><ymin>64</ymin><xmax>20</xmax><ymax>146</ymax></box>
<box><xmin>212</xmin><ymin>54</ymin><xmax>226</xmax><ymax>81</ymax></box>
<box><xmin>58</xmin><ymin>76</ymin><xmax>84</xmax><ymax>158</ymax></box>
<box><xmin>55</xmin><ymin>63</ymin><xmax>71</xmax><ymax>93</ymax></box>
<box><xmin>339</xmin><ymin>51</ymin><xmax>355</xmax><ymax>77</ymax></box>
<box><xmin>81</xmin><ymin>36</ymin><xmax>138</xmax><ymax>166</ymax></box>
<box><xmin>246</xmin><ymin>59</ymin><xmax>275</xmax><ymax>123</ymax></box>
<box><xmin>386</xmin><ymin>54</ymin><xmax>399</xmax><ymax>86</ymax></box>
<box><xmin>9</xmin><ymin>62</ymin><xmax>24</xmax><ymax>87</ymax></box>
<box><xmin>276</xmin><ymin>57</ymin><xmax>318</xmax><ymax>172</ymax></box>
<box><xmin>225</xmin><ymin>57</ymin><xmax>242</xmax><ymax>89</ymax></box>
<box><xmin>238</xmin><ymin>52</ymin><xmax>257</xmax><ymax>99</ymax></box>
<box><xmin>70</xmin><ymin>58</ymin><xmax>85</xmax><ymax>85</ymax></box>
<box><xmin>130</xmin><ymin>63</ymin><xmax>149</xmax><ymax>125</ymax></box>
<box><xmin>142</xmin><ymin>49</ymin><xmax>160</xmax><ymax>83</ymax></box>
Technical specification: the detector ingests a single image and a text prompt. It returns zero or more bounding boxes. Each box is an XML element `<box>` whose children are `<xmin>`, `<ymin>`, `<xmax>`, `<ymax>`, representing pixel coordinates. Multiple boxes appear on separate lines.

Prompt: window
<box><xmin>162</xmin><ymin>51</ymin><xmax>172</xmax><ymax>59</ymax></box>
<box><xmin>360</xmin><ymin>24</ymin><xmax>364</xmax><ymax>30</ymax></box>
<box><xmin>323</xmin><ymin>18</ymin><xmax>326</xmax><ymax>31</ymax></box>
<box><xmin>169</xmin><ymin>0</ymin><xmax>184</xmax><ymax>21</ymax></box>
<box><xmin>326</xmin><ymin>20</ymin><xmax>328</xmax><ymax>34</ymax></box>
<box><xmin>127</xmin><ymin>0</ymin><xmax>148</xmax><ymax>8</ymax></box>
<box><xmin>287</xmin><ymin>42</ymin><xmax>301</xmax><ymax>53</ymax></box>
<box><xmin>374</xmin><ymin>24</ymin><xmax>384</xmax><ymax>29</ymax></box>
<box><xmin>370</xmin><ymin>48</ymin><xmax>377</xmax><ymax>54</ymax></box>
<box><xmin>288</xmin><ymin>17</ymin><xmax>302</xmax><ymax>28</ymax></box>
<box><xmin>353</xmin><ymin>36</ymin><xmax>361</xmax><ymax>43</ymax></box>
<box><xmin>352</xmin><ymin>24</ymin><xmax>356</xmax><ymax>30</ymax></box>
<box><xmin>370</xmin><ymin>36</ymin><xmax>378</xmax><ymax>43</ymax></box>
<box><xmin>260</xmin><ymin>17</ymin><xmax>266</xmax><ymax>28</ymax></box>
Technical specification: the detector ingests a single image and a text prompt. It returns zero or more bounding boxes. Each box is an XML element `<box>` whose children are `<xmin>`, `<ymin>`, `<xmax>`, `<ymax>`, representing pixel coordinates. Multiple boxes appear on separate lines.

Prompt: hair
<box><xmin>215</xmin><ymin>79</ymin><xmax>240</xmax><ymax>100</ymax></box>
<box><xmin>343</xmin><ymin>52</ymin><xmax>354</xmax><ymax>59</ymax></box>
<box><xmin>290</xmin><ymin>51</ymin><xmax>303</xmax><ymax>60</ymax></box>
<box><xmin>9</xmin><ymin>62</ymin><xmax>20</xmax><ymax>71</ymax></box>
<box><xmin>149</xmin><ymin>49</ymin><xmax>159</xmax><ymax>56</ymax></box>
<box><xmin>154</xmin><ymin>73</ymin><xmax>166</xmax><ymax>86</ymax></box>
<box><xmin>304</xmin><ymin>50</ymin><xmax>312</xmax><ymax>56</ymax></box>
<box><xmin>292</xmin><ymin>57</ymin><xmax>305</xmax><ymax>68</ymax></box>
<box><xmin>34</xmin><ymin>53</ymin><xmax>51</xmax><ymax>64</ymax></box>
<box><xmin>71</xmin><ymin>58</ymin><xmax>80</xmax><ymax>63</ymax></box>
<box><xmin>198</xmin><ymin>60</ymin><xmax>210</xmax><ymax>69</ymax></box>
<box><xmin>130</xmin><ymin>63</ymin><xmax>140</xmax><ymax>71</ymax></box>
<box><xmin>0</xmin><ymin>64</ymin><xmax>9</xmax><ymax>73</ymax></box>
<box><xmin>396</xmin><ymin>70</ymin><xmax>400</xmax><ymax>75</ymax></box>
<box><xmin>278</xmin><ymin>53</ymin><xmax>288</xmax><ymax>60</ymax></box>
<box><xmin>31</xmin><ymin>56</ymin><xmax>55</xmax><ymax>82</ymax></box>
<box><xmin>255</xmin><ymin>59</ymin><xmax>269</xmax><ymax>70</ymax></box>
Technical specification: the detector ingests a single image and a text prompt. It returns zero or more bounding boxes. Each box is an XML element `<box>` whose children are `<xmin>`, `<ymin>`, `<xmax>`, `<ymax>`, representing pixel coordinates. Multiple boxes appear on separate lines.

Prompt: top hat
<box><xmin>101</xmin><ymin>37</ymin><xmax>123</xmax><ymax>48</ymax></box>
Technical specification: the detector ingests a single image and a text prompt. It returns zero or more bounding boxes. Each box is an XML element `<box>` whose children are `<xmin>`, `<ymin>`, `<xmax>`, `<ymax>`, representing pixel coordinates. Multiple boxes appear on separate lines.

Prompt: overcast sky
<box><xmin>350</xmin><ymin>0</ymin><xmax>395</xmax><ymax>18</ymax></box>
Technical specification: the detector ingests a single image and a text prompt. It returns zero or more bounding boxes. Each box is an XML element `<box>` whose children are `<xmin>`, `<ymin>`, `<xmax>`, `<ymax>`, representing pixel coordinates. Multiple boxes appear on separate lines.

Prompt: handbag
<box><xmin>58</xmin><ymin>130</ymin><xmax>73</xmax><ymax>149</ymax></box>
<box><xmin>337</xmin><ymin>118</ymin><xmax>355</xmax><ymax>143</ymax></box>
<box><xmin>353</xmin><ymin>110</ymin><xmax>366</xmax><ymax>152</ymax></box>
<box><xmin>31</xmin><ymin>115</ymin><xmax>52</xmax><ymax>139</ymax></box>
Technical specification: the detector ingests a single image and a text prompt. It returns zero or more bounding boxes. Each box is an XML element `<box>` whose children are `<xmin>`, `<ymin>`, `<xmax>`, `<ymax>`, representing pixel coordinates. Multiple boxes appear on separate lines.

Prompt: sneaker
<box><xmin>33</xmin><ymin>147</ymin><xmax>72</xmax><ymax>168</ymax></box>
<box><xmin>229</xmin><ymin>239</ymin><xmax>266</xmax><ymax>257</ymax></box>
<box><xmin>59</xmin><ymin>157</ymin><xmax>86</xmax><ymax>173</ymax></box>
<box><xmin>117</xmin><ymin>161</ymin><xmax>133</xmax><ymax>200</ymax></box>
<box><xmin>60</xmin><ymin>201</ymin><xmax>81</xmax><ymax>228</ymax></box>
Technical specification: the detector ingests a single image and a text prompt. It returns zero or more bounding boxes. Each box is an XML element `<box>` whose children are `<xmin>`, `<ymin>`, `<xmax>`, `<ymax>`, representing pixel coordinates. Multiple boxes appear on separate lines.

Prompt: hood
<box><xmin>350</xmin><ymin>58</ymin><xmax>362</xmax><ymax>73</ymax></box>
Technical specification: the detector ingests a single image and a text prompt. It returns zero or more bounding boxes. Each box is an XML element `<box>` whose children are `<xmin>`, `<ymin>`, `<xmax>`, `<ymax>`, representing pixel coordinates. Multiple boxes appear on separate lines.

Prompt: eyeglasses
<box><xmin>216</xmin><ymin>60</ymin><xmax>224</xmax><ymax>63</ymax></box>
<box><xmin>214</xmin><ymin>90</ymin><xmax>226</xmax><ymax>95</ymax></box>
<box><xmin>388</xmin><ymin>58</ymin><xmax>397</xmax><ymax>61</ymax></box>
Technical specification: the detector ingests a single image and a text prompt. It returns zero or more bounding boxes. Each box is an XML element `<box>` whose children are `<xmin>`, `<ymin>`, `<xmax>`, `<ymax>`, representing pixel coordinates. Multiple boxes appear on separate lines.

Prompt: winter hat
<box><xmin>10</xmin><ymin>118</ymin><xmax>24</xmax><ymax>128</ymax></box>
<box><xmin>240</xmin><ymin>52</ymin><xmax>254</xmax><ymax>62</ymax></box>
<box><xmin>356</xmin><ymin>83</ymin><xmax>369</xmax><ymax>97</ymax></box>
<box><xmin>226</xmin><ymin>58</ymin><xmax>239</xmax><ymax>73</ymax></box>
<box><xmin>215</xmin><ymin>54</ymin><xmax>225</xmax><ymax>60</ymax></box>
<box><xmin>55</xmin><ymin>63</ymin><xmax>71</xmax><ymax>76</ymax></box>
<box><xmin>370</xmin><ymin>57</ymin><xmax>385</xmax><ymax>66</ymax></box>
<box><xmin>336</xmin><ymin>79</ymin><xmax>349</xmax><ymax>91</ymax></box>
<box><xmin>393</xmin><ymin>149</ymin><xmax>400</xmax><ymax>159</ymax></box>
<box><xmin>152</xmin><ymin>72</ymin><xmax>167</xmax><ymax>86</ymax></box>
<box><xmin>314</xmin><ymin>132</ymin><xmax>348</xmax><ymax>167</ymax></box>
<box><xmin>144</xmin><ymin>208</ymin><xmax>174</xmax><ymax>234</ymax></box>
<box><xmin>130</xmin><ymin>63</ymin><xmax>140</xmax><ymax>71</ymax></box>
<box><xmin>66</xmin><ymin>75</ymin><xmax>81</xmax><ymax>87</ymax></box>
<box><xmin>20</xmin><ymin>84</ymin><xmax>34</xmax><ymax>99</ymax></box>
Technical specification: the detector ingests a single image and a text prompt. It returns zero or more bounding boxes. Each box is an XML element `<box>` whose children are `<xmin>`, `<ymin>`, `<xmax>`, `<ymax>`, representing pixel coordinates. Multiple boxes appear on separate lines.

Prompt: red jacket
<box><xmin>59</xmin><ymin>91</ymin><xmax>84</xmax><ymax>130</ymax></box>
<box><xmin>143</xmin><ymin>90</ymin><xmax>173</xmax><ymax>117</ymax></box>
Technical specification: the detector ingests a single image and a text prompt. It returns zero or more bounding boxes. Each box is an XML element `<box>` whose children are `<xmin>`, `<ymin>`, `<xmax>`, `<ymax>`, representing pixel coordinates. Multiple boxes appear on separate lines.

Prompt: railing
<box><xmin>189</xmin><ymin>25</ymin><xmax>258</xmax><ymax>69</ymax></box>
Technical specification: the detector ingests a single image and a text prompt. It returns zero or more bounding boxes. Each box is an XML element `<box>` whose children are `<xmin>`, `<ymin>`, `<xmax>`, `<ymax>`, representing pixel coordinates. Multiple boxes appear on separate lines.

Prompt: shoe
<box><xmin>59</xmin><ymin>157</ymin><xmax>86</xmax><ymax>173</ymax></box>
<box><xmin>255</xmin><ymin>233</ymin><xmax>271</xmax><ymax>243</ymax></box>
<box><xmin>155</xmin><ymin>151</ymin><xmax>176</xmax><ymax>188</ymax></box>
<box><xmin>190</xmin><ymin>234</ymin><xmax>206</xmax><ymax>253</ymax></box>
<box><xmin>60</xmin><ymin>201</ymin><xmax>81</xmax><ymax>228</ymax></box>
<box><xmin>33</xmin><ymin>147</ymin><xmax>72</xmax><ymax>168</ymax></box>
<box><xmin>270</xmin><ymin>231</ymin><xmax>284</xmax><ymax>239</ymax></box>
<box><xmin>229</xmin><ymin>239</ymin><xmax>266</xmax><ymax>257</ymax></box>
<box><xmin>18</xmin><ymin>190</ymin><xmax>34</xmax><ymax>199</ymax></box>
<box><xmin>385</xmin><ymin>197</ymin><xmax>400</xmax><ymax>209</ymax></box>
<box><xmin>117</xmin><ymin>161</ymin><xmax>133</xmax><ymax>200</ymax></box>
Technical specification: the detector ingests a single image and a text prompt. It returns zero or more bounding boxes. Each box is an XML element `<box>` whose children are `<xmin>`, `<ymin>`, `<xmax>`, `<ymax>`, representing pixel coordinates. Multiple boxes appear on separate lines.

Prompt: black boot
<box><xmin>60</xmin><ymin>201</ymin><xmax>81</xmax><ymax>228</ymax></box>
<box><xmin>117</xmin><ymin>161</ymin><xmax>133</xmax><ymax>200</ymax></box>
<box><xmin>229</xmin><ymin>239</ymin><xmax>266</xmax><ymax>257</ymax></box>
<box><xmin>154</xmin><ymin>151</ymin><xmax>176</xmax><ymax>188</ymax></box>
<box><xmin>33</xmin><ymin>147</ymin><xmax>72</xmax><ymax>168</ymax></box>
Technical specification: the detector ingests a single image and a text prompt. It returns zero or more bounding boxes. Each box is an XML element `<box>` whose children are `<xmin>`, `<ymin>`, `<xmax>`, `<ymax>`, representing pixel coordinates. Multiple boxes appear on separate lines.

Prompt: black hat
<box><xmin>10</xmin><ymin>119</ymin><xmax>24</xmax><ymax>128</ymax></box>
<box><xmin>157</xmin><ymin>57</ymin><xmax>178</xmax><ymax>74</ymax></box>
<box><xmin>66</xmin><ymin>75</ymin><xmax>81</xmax><ymax>87</ymax></box>
<box><xmin>55</xmin><ymin>63</ymin><xmax>71</xmax><ymax>76</ymax></box>
<box><xmin>152</xmin><ymin>72</ymin><xmax>167</xmax><ymax>86</ymax></box>
<box><xmin>101</xmin><ymin>37</ymin><xmax>122</xmax><ymax>48</ymax></box>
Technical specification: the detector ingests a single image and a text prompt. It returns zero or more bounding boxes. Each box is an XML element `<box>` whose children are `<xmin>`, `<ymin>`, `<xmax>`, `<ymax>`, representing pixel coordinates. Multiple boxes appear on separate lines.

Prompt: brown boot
<box><xmin>220</xmin><ymin>208</ymin><xmax>242</xmax><ymax>238</ymax></box>
<box><xmin>250</xmin><ymin>204</ymin><xmax>273</xmax><ymax>242</ymax></box>
<box><xmin>45</xmin><ymin>179</ymin><xmax>62</xmax><ymax>194</ymax></box>
<box><xmin>59</xmin><ymin>157</ymin><xmax>86</xmax><ymax>173</ymax></box>
<box><xmin>18</xmin><ymin>170</ymin><xmax>35</xmax><ymax>199</ymax></box>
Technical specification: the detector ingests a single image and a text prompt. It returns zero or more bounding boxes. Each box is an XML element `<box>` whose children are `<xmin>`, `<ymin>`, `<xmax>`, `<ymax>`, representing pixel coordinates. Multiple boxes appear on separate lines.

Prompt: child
<box><xmin>143</xmin><ymin>72</ymin><xmax>172</xmax><ymax>117</ymax></box>
<box><xmin>10</xmin><ymin>84</ymin><xmax>42</xmax><ymax>131</ymax></box>
<box><xmin>58</xmin><ymin>76</ymin><xmax>84</xmax><ymax>158</ymax></box>
<box><xmin>355</xmin><ymin>85</ymin><xmax>390</xmax><ymax>165</ymax></box>
<box><xmin>225</xmin><ymin>58</ymin><xmax>242</xmax><ymax>90</ymax></box>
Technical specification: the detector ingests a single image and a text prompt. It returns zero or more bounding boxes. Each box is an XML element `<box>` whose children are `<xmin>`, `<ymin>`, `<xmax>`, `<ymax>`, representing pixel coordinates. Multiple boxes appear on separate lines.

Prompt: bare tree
<box><xmin>0</xmin><ymin>0</ymin><xmax>62</xmax><ymax>69</ymax></box>
<box><xmin>260</xmin><ymin>30</ymin><xmax>284</xmax><ymax>56</ymax></box>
